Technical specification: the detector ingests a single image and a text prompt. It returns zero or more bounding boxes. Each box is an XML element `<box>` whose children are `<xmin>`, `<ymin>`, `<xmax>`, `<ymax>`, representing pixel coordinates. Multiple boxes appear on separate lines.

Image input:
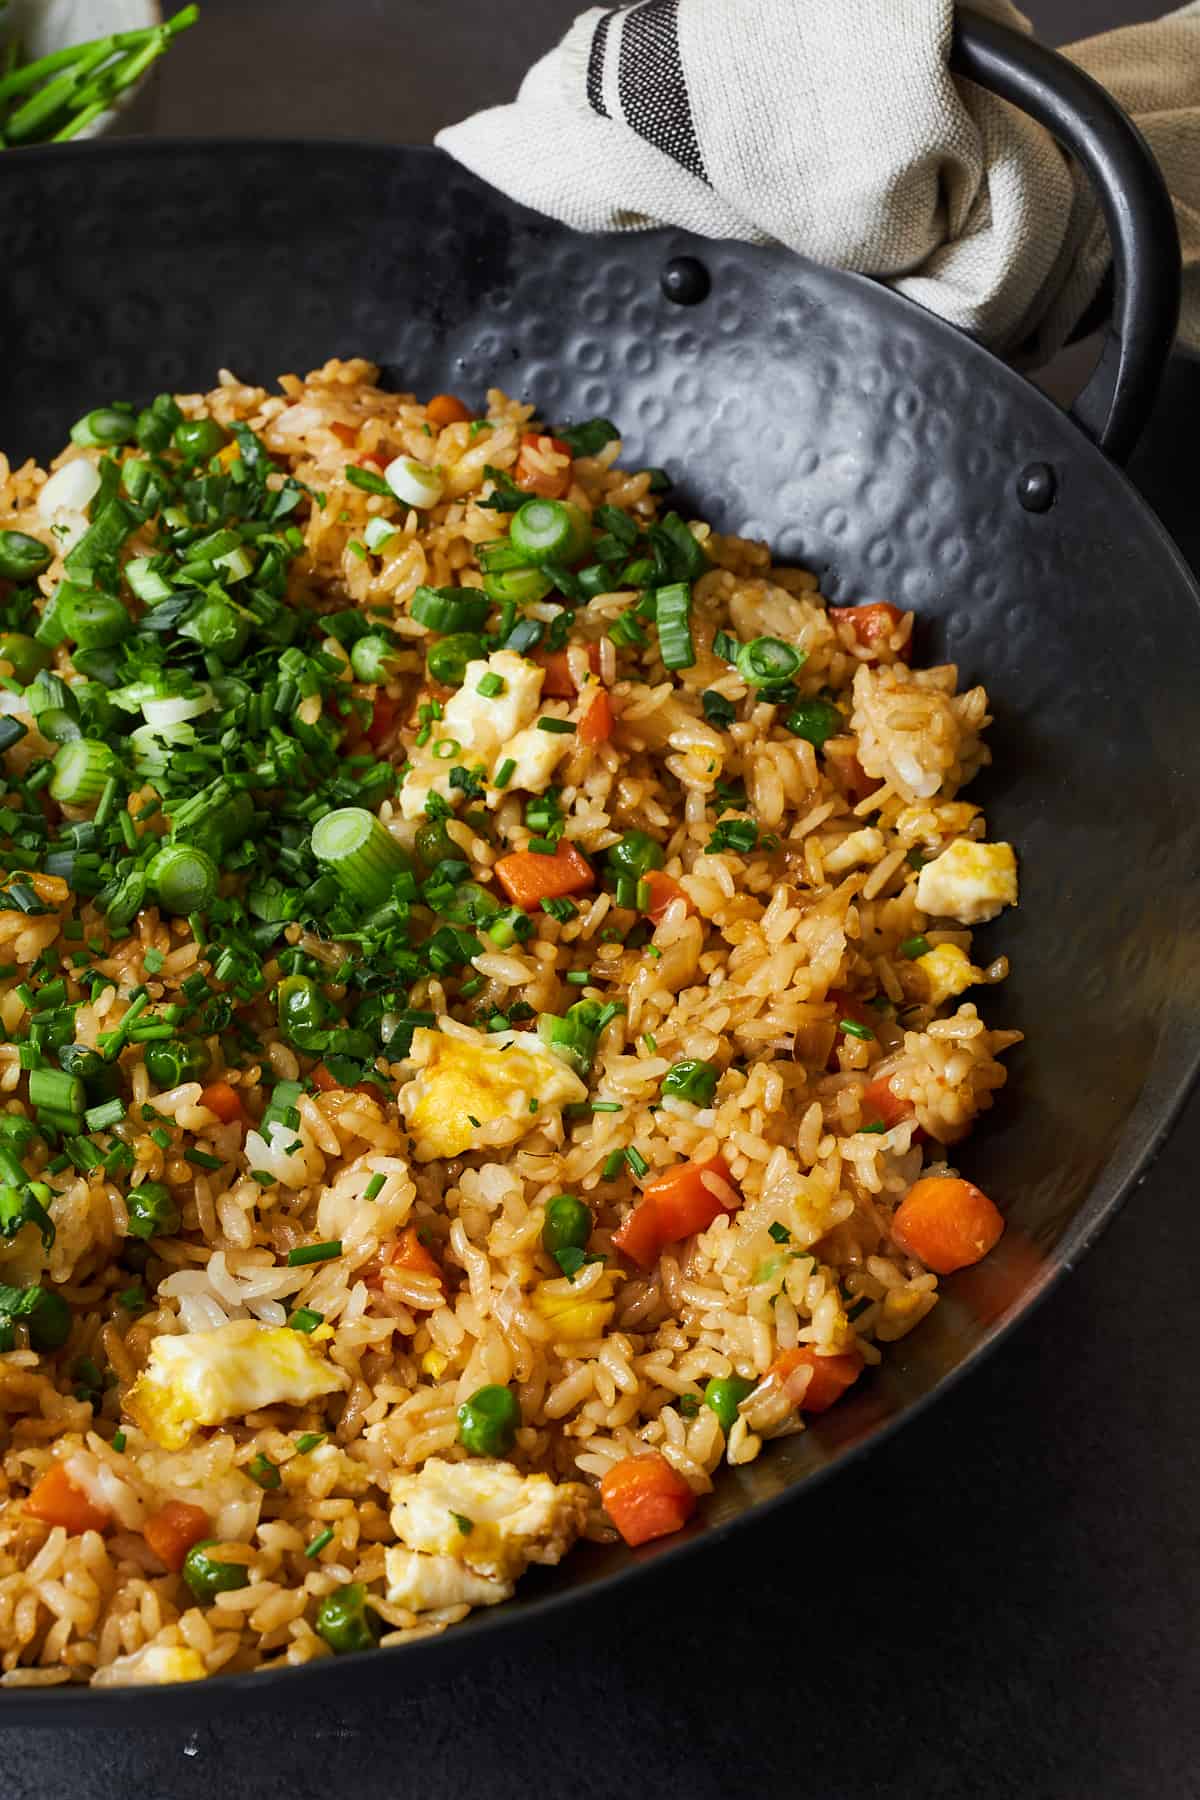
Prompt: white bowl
<box><xmin>4</xmin><ymin>0</ymin><xmax>161</xmax><ymax>141</ymax></box>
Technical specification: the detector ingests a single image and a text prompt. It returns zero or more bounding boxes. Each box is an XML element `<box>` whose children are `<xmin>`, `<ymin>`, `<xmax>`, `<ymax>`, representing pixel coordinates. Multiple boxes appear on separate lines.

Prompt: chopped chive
<box><xmin>838</xmin><ymin>1019</ymin><xmax>874</xmax><ymax>1041</ymax></box>
<box><xmin>624</xmin><ymin>1145</ymin><xmax>649</xmax><ymax>1177</ymax></box>
<box><xmin>493</xmin><ymin>757</ymin><xmax>516</xmax><ymax>788</ymax></box>
<box><xmin>363</xmin><ymin>1173</ymin><xmax>385</xmax><ymax>1202</ymax></box>
<box><xmin>111</xmin><ymin>1430</ymin><xmax>126</xmax><ymax>1453</ymax></box>
<box><xmin>248</xmin><ymin>1453</ymin><xmax>281</xmax><ymax>1490</ymax></box>
<box><xmin>288</xmin><ymin>1307</ymin><xmax>324</xmax><ymax>1333</ymax></box>
<box><xmin>286</xmin><ymin>1240</ymin><xmax>342</xmax><ymax>1267</ymax></box>
<box><xmin>900</xmin><ymin>934</ymin><xmax>931</xmax><ymax>959</ymax></box>
<box><xmin>305</xmin><ymin>1527</ymin><xmax>334</xmax><ymax>1558</ymax></box>
<box><xmin>601</xmin><ymin>1149</ymin><xmax>625</xmax><ymax>1179</ymax></box>
<box><xmin>184</xmin><ymin>1147</ymin><xmax>223</xmax><ymax>1170</ymax></box>
<box><xmin>590</xmin><ymin>1101</ymin><xmax>622</xmax><ymax>1113</ymax></box>
<box><xmin>295</xmin><ymin>1431</ymin><xmax>326</xmax><ymax>1453</ymax></box>
<box><xmin>83</xmin><ymin>1097</ymin><xmax>125</xmax><ymax>1132</ymax></box>
<box><xmin>536</xmin><ymin>717</ymin><xmax>576</xmax><ymax>735</ymax></box>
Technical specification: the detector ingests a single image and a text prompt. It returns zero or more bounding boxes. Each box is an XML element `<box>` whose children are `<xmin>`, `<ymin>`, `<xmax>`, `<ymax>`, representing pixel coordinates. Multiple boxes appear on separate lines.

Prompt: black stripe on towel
<box><xmin>617</xmin><ymin>0</ymin><xmax>708</xmax><ymax>184</ymax></box>
<box><xmin>586</xmin><ymin>10</ymin><xmax>614</xmax><ymax>118</ymax></box>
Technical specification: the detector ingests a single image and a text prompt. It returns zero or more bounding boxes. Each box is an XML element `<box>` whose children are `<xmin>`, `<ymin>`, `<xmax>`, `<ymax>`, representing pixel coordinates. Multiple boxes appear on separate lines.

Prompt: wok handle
<box><xmin>950</xmin><ymin>8</ymin><xmax>1180</xmax><ymax>464</ymax></box>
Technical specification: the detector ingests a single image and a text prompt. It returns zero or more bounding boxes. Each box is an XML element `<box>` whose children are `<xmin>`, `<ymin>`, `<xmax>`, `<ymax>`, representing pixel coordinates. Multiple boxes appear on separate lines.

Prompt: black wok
<box><xmin>0</xmin><ymin>8</ymin><xmax>1195</xmax><ymax>1717</ymax></box>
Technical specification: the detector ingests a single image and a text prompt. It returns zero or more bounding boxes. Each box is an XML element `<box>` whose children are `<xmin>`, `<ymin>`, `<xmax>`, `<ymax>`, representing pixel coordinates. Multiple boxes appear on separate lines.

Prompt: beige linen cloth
<box><xmin>437</xmin><ymin>0</ymin><xmax>1200</xmax><ymax>359</ymax></box>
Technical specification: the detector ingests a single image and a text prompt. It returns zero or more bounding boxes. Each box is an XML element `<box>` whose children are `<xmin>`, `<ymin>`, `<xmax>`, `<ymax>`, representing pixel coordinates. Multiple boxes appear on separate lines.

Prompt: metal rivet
<box><xmin>660</xmin><ymin>256</ymin><xmax>711</xmax><ymax>306</ymax></box>
<box><xmin>1016</xmin><ymin>462</ymin><xmax>1056</xmax><ymax>513</ymax></box>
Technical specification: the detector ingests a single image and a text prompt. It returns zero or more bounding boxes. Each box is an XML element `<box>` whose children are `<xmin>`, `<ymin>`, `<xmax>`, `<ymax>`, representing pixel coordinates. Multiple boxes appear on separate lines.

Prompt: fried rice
<box><xmin>0</xmin><ymin>358</ymin><xmax>1020</xmax><ymax>1688</ymax></box>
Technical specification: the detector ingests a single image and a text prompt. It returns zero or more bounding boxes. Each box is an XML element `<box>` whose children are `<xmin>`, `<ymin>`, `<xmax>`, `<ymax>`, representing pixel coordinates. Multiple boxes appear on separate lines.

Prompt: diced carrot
<box><xmin>514</xmin><ymin>433</ymin><xmax>573</xmax><ymax>499</ymax></box>
<box><xmin>389</xmin><ymin>1225</ymin><xmax>445</xmax><ymax>1292</ymax></box>
<box><xmin>199</xmin><ymin>1081</ymin><xmax>243</xmax><ymax>1125</ymax></box>
<box><xmin>608</xmin><ymin>1195</ymin><xmax>661</xmax><ymax>1267</ymax></box>
<box><xmin>143</xmin><ymin>1501</ymin><xmax>211</xmax><ymax>1573</ymax></box>
<box><xmin>828</xmin><ymin>602</ymin><xmax>912</xmax><ymax>663</ymax></box>
<box><xmin>536</xmin><ymin>645</ymin><xmax>602</xmax><ymax>698</ymax></box>
<box><xmin>769</xmin><ymin>1345</ymin><xmax>865</xmax><ymax>1413</ymax></box>
<box><xmin>311</xmin><ymin>1063</ymin><xmax>379</xmax><ymax>1100</ymax></box>
<box><xmin>600</xmin><ymin>1453</ymin><xmax>697</xmax><ymax>1547</ymax></box>
<box><xmin>495</xmin><ymin>841</ymin><xmax>595</xmax><ymax>910</ymax></box>
<box><xmin>426</xmin><ymin>393</ymin><xmax>472</xmax><ymax>428</ymax></box>
<box><xmin>25</xmin><ymin>1462</ymin><xmax>110</xmax><ymax>1535</ymax></box>
<box><xmin>578</xmin><ymin>687</ymin><xmax>613</xmax><ymax>747</ymax></box>
<box><xmin>365</xmin><ymin>691</ymin><xmax>399</xmax><ymax>751</ymax></box>
<box><xmin>640</xmin><ymin>869</ymin><xmax>693</xmax><ymax>925</ymax></box>
<box><xmin>861</xmin><ymin>1073</ymin><xmax>917</xmax><ymax>1130</ymax></box>
<box><xmin>329</xmin><ymin>421</ymin><xmax>358</xmax><ymax>447</ymax></box>
<box><xmin>215</xmin><ymin>441</ymin><xmax>241</xmax><ymax>470</ymax></box>
<box><xmin>362</xmin><ymin>452</ymin><xmax>389</xmax><ymax>472</ymax></box>
<box><xmin>613</xmin><ymin>1154</ymin><xmax>739</xmax><ymax>1269</ymax></box>
<box><xmin>891</xmin><ymin>1174</ymin><xmax>1005</xmax><ymax>1274</ymax></box>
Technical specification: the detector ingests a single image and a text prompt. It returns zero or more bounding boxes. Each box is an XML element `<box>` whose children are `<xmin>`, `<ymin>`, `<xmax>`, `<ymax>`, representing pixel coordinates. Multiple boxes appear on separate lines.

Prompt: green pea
<box><xmin>70</xmin><ymin>408</ymin><xmax>137</xmax><ymax>449</ymax></box>
<box><xmin>542</xmin><ymin>1194</ymin><xmax>592</xmax><ymax>1257</ymax></box>
<box><xmin>144</xmin><ymin>1037</ymin><xmax>211</xmax><ymax>1090</ymax></box>
<box><xmin>182</xmin><ymin>1539</ymin><xmax>251</xmax><ymax>1604</ymax></box>
<box><xmin>277</xmin><ymin>974</ymin><xmax>327</xmax><ymax>1041</ymax></box>
<box><xmin>25</xmin><ymin>1286</ymin><xmax>71</xmax><ymax>1353</ymax></box>
<box><xmin>37</xmin><ymin>708</ymin><xmax>82</xmax><ymax>745</ymax></box>
<box><xmin>0</xmin><ymin>530</ymin><xmax>52</xmax><ymax>582</ymax></box>
<box><xmin>425</xmin><ymin>632</ymin><xmax>485</xmax><ymax>688</ymax></box>
<box><xmin>125</xmin><ymin>1181</ymin><xmax>181</xmax><ymax>1241</ymax></box>
<box><xmin>414</xmin><ymin>818</ymin><xmax>457</xmax><ymax>869</ymax></box>
<box><xmin>456</xmin><ymin>1383</ymin><xmax>521</xmax><ymax>1457</ymax></box>
<box><xmin>784</xmin><ymin>696</ymin><xmax>842</xmax><ymax>748</ymax></box>
<box><xmin>436</xmin><ymin>880</ymin><xmax>501</xmax><ymax>928</ymax></box>
<box><xmin>0</xmin><ymin>634</ymin><xmax>50</xmax><ymax>684</ymax></box>
<box><xmin>702</xmin><ymin>1376</ymin><xmax>755</xmax><ymax>1434</ymax></box>
<box><xmin>173</xmin><ymin>418</ymin><xmax>230</xmax><ymax>461</ymax></box>
<box><xmin>605</xmin><ymin>830</ymin><xmax>665</xmax><ymax>880</ymax></box>
<box><xmin>314</xmin><ymin>1581</ymin><xmax>378</xmax><ymax>1655</ymax></box>
<box><xmin>58</xmin><ymin>587</ymin><xmax>131</xmax><ymax>651</ymax></box>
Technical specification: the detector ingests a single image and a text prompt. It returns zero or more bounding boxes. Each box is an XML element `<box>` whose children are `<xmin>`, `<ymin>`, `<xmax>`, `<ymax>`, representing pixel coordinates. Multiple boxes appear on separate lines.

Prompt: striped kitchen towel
<box><xmin>437</xmin><ymin>0</ymin><xmax>1200</xmax><ymax>357</ymax></box>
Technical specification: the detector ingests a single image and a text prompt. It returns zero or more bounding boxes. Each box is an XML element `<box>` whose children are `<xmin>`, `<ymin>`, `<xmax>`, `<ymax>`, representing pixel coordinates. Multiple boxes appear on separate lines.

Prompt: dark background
<box><xmin>8</xmin><ymin>3</ymin><xmax>1200</xmax><ymax>1794</ymax></box>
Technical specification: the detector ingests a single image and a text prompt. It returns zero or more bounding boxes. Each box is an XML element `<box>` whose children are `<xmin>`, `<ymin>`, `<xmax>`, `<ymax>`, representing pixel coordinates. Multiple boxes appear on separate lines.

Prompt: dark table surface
<box><xmin>8</xmin><ymin>3</ymin><xmax>1200</xmax><ymax>1794</ymax></box>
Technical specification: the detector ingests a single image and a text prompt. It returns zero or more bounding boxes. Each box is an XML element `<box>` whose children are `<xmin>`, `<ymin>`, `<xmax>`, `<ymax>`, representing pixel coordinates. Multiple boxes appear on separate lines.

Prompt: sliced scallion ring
<box><xmin>385</xmin><ymin>456</ymin><xmax>445</xmax><ymax>510</ymax></box>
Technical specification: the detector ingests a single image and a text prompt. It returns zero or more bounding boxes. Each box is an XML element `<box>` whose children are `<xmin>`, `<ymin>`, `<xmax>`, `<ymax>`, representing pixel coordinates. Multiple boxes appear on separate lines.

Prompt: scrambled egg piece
<box><xmin>531</xmin><ymin>1272</ymin><xmax>618</xmax><ymax>1342</ymax></box>
<box><xmin>91</xmin><ymin>1644</ymin><xmax>207</xmax><ymax>1687</ymax></box>
<box><xmin>124</xmin><ymin>1321</ymin><xmax>347</xmax><ymax>1451</ymax></box>
<box><xmin>397</xmin><ymin>1026</ymin><xmax>587</xmax><ymax>1161</ymax></box>
<box><xmin>388</xmin><ymin>1457</ymin><xmax>590</xmax><ymax>1581</ymax></box>
<box><xmin>915</xmin><ymin>839</ymin><xmax>1017</xmax><ymax>925</ymax></box>
<box><xmin>916</xmin><ymin>942</ymin><xmax>983</xmax><ymax>1007</ymax></box>
<box><xmin>385</xmin><ymin>1549</ymin><xmax>513</xmax><ymax>1612</ymax></box>
<box><xmin>822</xmin><ymin>826</ymin><xmax>886</xmax><ymax>874</ymax></box>
<box><xmin>894</xmin><ymin>800</ymin><xmax>981</xmax><ymax>854</ymax></box>
<box><xmin>399</xmin><ymin>650</ymin><xmax>571</xmax><ymax>818</ymax></box>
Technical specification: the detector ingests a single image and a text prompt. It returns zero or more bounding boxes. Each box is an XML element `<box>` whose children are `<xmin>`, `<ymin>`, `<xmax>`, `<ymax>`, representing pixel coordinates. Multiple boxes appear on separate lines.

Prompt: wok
<box><xmin>0</xmin><ymin>7</ymin><xmax>1194</xmax><ymax>1716</ymax></box>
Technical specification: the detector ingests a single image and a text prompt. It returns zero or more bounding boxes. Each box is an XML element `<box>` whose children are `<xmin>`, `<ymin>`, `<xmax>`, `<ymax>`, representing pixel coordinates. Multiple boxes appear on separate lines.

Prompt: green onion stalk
<box><xmin>0</xmin><ymin>8</ymin><xmax>199</xmax><ymax>150</ymax></box>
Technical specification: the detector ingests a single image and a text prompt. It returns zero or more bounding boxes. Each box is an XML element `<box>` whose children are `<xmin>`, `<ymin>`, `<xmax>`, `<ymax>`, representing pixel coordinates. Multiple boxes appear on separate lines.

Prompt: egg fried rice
<box><xmin>0</xmin><ymin>359</ymin><xmax>1020</xmax><ymax>1687</ymax></box>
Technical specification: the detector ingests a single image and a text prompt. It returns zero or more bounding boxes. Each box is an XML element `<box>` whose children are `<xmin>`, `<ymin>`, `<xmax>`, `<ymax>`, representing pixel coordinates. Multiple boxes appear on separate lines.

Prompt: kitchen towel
<box><xmin>437</xmin><ymin>0</ymin><xmax>1200</xmax><ymax>358</ymax></box>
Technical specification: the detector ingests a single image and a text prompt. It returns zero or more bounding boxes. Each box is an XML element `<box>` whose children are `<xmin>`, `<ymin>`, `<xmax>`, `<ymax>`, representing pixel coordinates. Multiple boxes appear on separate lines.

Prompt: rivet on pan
<box><xmin>660</xmin><ymin>256</ymin><xmax>711</xmax><ymax>306</ymax></box>
<box><xmin>1016</xmin><ymin>462</ymin><xmax>1056</xmax><ymax>513</ymax></box>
